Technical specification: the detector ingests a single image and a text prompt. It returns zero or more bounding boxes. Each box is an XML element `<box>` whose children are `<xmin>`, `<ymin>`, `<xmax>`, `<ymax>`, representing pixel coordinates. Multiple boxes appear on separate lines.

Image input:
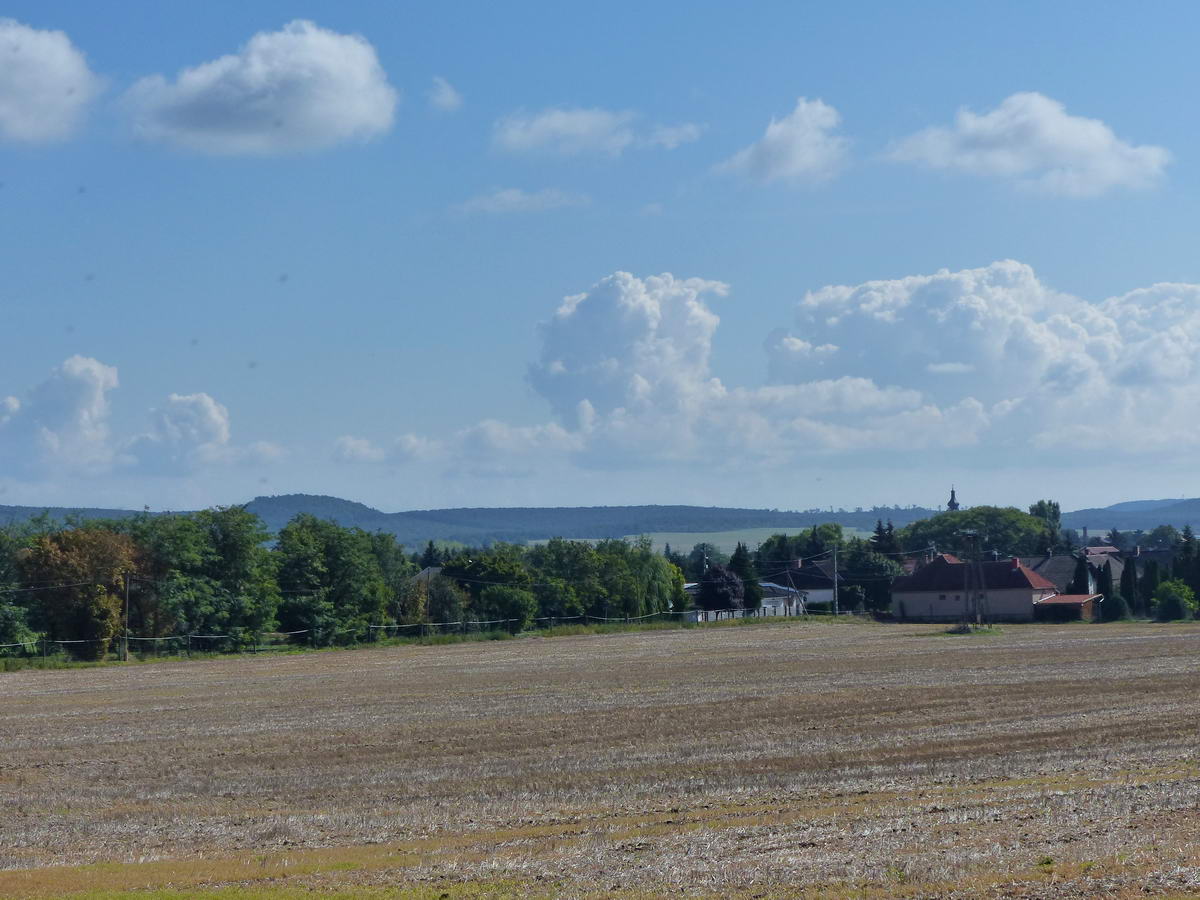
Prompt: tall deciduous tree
<box><xmin>19</xmin><ymin>528</ymin><xmax>136</xmax><ymax>659</ymax></box>
<box><xmin>900</xmin><ymin>507</ymin><xmax>1050</xmax><ymax>558</ymax></box>
<box><xmin>274</xmin><ymin>514</ymin><xmax>389</xmax><ymax>644</ymax></box>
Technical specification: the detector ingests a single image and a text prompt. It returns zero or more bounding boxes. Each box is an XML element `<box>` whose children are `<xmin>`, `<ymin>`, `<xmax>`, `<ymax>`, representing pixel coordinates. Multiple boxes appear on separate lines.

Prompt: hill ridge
<box><xmin>4</xmin><ymin>492</ymin><xmax>1199</xmax><ymax>546</ymax></box>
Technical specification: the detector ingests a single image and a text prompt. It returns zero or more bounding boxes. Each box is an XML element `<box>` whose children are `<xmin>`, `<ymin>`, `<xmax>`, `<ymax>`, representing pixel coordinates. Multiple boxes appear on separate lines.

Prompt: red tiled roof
<box><xmin>893</xmin><ymin>554</ymin><xmax>1057</xmax><ymax>593</ymax></box>
<box><xmin>1036</xmin><ymin>593</ymin><xmax>1101</xmax><ymax>606</ymax></box>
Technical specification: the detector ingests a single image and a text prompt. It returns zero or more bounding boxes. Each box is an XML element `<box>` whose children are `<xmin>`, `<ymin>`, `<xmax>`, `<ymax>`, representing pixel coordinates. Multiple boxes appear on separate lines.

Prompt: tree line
<box><xmin>0</xmin><ymin>509</ymin><xmax>693</xmax><ymax>660</ymax></box>
<box><xmin>2</xmin><ymin>499</ymin><xmax>1196</xmax><ymax>662</ymax></box>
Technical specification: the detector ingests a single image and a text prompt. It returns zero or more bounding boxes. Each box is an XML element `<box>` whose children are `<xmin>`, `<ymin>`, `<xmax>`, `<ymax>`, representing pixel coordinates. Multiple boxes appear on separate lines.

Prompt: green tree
<box><xmin>194</xmin><ymin>506</ymin><xmax>280</xmax><ymax>638</ymax></box>
<box><xmin>728</xmin><ymin>542</ymin><xmax>762</xmax><ymax>612</ymax></box>
<box><xmin>1028</xmin><ymin>500</ymin><xmax>1062</xmax><ymax>552</ymax></box>
<box><xmin>870</xmin><ymin>519</ymin><xmax>902</xmax><ymax>556</ymax></box>
<box><xmin>900</xmin><ymin>506</ymin><xmax>1049</xmax><ymax>558</ymax></box>
<box><xmin>1119</xmin><ymin>557</ymin><xmax>1140</xmax><ymax>617</ymax></box>
<box><xmin>755</xmin><ymin>533</ymin><xmax>802</xmax><ymax>579</ymax></box>
<box><xmin>696</xmin><ymin>562</ymin><xmax>743</xmax><ymax>613</ymax></box>
<box><xmin>1145</xmin><ymin>525</ymin><xmax>1180</xmax><ymax>550</ymax></box>
<box><xmin>663</xmin><ymin>542</ymin><xmax>688</xmax><ymax>573</ymax></box>
<box><xmin>425</xmin><ymin>574</ymin><xmax>466</xmax><ymax>624</ymax></box>
<box><xmin>685</xmin><ymin>543</ymin><xmax>727</xmax><ymax>582</ymax></box>
<box><xmin>840</xmin><ymin>542</ymin><xmax>902</xmax><ymax>611</ymax></box>
<box><xmin>0</xmin><ymin>601</ymin><xmax>35</xmax><ymax>649</ymax></box>
<box><xmin>802</xmin><ymin>523</ymin><xmax>844</xmax><ymax>557</ymax></box>
<box><xmin>419</xmin><ymin>540</ymin><xmax>442</xmax><ymax>569</ymax></box>
<box><xmin>274</xmin><ymin>514</ymin><xmax>389</xmax><ymax>644</ymax></box>
<box><xmin>1067</xmin><ymin>554</ymin><xmax>1091</xmax><ymax>595</ymax></box>
<box><xmin>1098</xmin><ymin>561</ymin><xmax>1128</xmax><ymax>621</ymax></box>
<box><xmin>442</xmin><ymin>544</ymin><xmax>532</xmax><ymax>618</ymax></box>
<box><xmin>477</xmin><ymin>585</ymin><xmax>537</xmax><ymax>631</ymax></box>
<box><xmin>1153</xmin><ymin>578</ymin><xmax>1196</xmax><ymax>621</ymax></box>
<box><xmin>1140</xmin><ymin>559</ymin><xmax>1161</xmax><ymax>614</ymax></box>
<box><xmin>526</xmin><ymin>537</ymin><xmax>597</xmax><ymax>618</ymax></box>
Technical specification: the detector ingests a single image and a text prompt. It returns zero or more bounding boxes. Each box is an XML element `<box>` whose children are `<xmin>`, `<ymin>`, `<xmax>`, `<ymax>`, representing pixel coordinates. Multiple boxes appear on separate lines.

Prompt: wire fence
<box><xmin>0</xmin><ymin>602</ymin><xmax>854</xmax><ymax>664</ymax></box>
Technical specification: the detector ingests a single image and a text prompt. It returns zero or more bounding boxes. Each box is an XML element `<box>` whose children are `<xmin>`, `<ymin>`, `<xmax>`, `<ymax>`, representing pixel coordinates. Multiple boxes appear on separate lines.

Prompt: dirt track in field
<box><xmin>2</xmin><ymin>621</ymin><xmax>1199</xmax><ymax>897</ymax></box>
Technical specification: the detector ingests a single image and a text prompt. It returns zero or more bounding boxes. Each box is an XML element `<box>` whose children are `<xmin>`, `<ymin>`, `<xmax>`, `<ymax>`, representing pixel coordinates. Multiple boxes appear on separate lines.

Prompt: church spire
<box><xmin>947</xmin><ymin>485</ymin><xmax>960</xmax><ymax>511</ymax></box>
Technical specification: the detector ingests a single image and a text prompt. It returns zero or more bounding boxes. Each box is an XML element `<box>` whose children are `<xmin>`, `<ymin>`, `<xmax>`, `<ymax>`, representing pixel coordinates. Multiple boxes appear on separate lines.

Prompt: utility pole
<box><xmin>123</xmin><ymin>573</ymin><xmax>130</xmax><ymax>662</ymax></box>
<box><xmin>832</xmin><ymin>546</ymin><xmax>839</xmax><ymax>616</ymax></box>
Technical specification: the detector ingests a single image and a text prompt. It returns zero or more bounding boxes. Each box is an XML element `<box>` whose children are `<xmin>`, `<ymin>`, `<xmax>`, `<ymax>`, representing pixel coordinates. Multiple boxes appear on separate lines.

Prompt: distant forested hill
<box><xmin>6</xmin><ymin>492</ymin><xmax>1197</xmax><ymax>547</ymax></box>
<box><xmin>0</xmin><ymin>494</ymin><xmax>937</xmax><ymax>547</ymax></box>
<box><xmin>243</xmin><ymin>495</ymin><xmax>940</xmax><ymax>545</ymax></box>
<box><xmin>1061</xmin><ymin>498</ymin><xmax>1200</xmax><ymax>532</ymax></box>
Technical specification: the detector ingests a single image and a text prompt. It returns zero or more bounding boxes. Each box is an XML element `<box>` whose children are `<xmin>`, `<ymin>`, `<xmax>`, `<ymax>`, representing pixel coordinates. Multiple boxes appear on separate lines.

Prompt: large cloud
<box><xmin>717</xmin><ymin>98</ymin><xmax>849</xmax><ymax>184</ymax></box>
<box><xmin>0</xmin><ymin>19</ymin><xmax>101</xmax><ymax>143</ymax></box>
<box><xmin>770</xmin><ymin>260</ymin><xmax>1200</xmax><ymax>451</ymax></box>
<box><xmin>343</xmin><ymin>271</ymin><xmax>974</xmax><ymax>472</ymax></box>
<box><xmin>346</xmin><ymin>262</ymin><xmax>1200</xmax><ymax>475</ymax></box>
<box><xmin>125</xmin><ymin>20</ymin><xmax>397</xmax><ymax>154</ymax></box>
<box><xmin>890</xmin><ymin>92</ymin><xmax>1169</xmax><ymax>195</ymax></box>
<box><xmin>529</xmin><ymin>272</ymin><xmax>726</xmax><ymax>423</ymax></box>
<box><xmin>494</xmin><ymin>107</ymin><xmax>701</xmax><ymax>157</ymax></box>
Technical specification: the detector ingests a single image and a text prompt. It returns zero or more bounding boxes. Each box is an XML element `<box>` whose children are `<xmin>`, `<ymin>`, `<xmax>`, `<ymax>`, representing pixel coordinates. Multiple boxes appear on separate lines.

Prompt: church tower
<box><xmin>946</xmin><ymin>486</ymin><xmax>960</xmax><ymax>511</ymax></box>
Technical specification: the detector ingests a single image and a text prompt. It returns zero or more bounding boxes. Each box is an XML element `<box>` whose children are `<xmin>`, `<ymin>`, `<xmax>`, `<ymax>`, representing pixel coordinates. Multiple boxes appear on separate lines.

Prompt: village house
<box><xmin>1019</xmin><ymin>552</ymin><xmax>1124</xmax><ymax>595</ymax></box>
<box><xmin>891</xmin><ymin>553</ymin><xmax>1062</xmax><ymax>623</ymax></box>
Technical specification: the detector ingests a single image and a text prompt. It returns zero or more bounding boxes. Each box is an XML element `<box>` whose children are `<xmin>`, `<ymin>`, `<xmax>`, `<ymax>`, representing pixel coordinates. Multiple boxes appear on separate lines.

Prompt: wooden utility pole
<box><xmin>123</xmin><ymin>573</ymin><xmax>131</xmax><ymax>662</ymax></box>
<box><xmin>832</xmin><ymin>546</ymin><xmax>839</xmax><ymax>616</ymax></box>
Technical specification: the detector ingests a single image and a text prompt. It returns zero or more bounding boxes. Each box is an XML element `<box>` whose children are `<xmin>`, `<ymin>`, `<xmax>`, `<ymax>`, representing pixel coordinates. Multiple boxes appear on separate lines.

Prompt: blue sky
<box><xmin>2</xmin><ymin>1</ymin><xmax>1199</xmax><ymax>515</ymax></box>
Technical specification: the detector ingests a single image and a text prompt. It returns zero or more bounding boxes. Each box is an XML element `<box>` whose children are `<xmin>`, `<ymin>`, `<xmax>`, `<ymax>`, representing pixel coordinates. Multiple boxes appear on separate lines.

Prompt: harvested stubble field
<box><xmin>2</xmin><ymin>622</ymin><xmax>1200</xmax><ymax>899</ymax></box>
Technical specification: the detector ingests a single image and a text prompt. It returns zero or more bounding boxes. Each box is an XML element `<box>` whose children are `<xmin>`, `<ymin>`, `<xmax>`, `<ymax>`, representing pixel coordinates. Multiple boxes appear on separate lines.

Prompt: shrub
<box><xmin>1153</xmin><ymin>579</ymin><xmax>1197</xmax><ymax>621</ymax></box>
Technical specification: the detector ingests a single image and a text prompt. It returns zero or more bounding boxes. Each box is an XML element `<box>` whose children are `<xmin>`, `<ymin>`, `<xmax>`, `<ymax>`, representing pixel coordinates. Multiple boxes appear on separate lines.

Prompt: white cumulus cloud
<box><xmin>717</xmin><ymin>97</ymin><xmax>849</xmax><ymax>184</ymax></box>
<box><xmin>0</xmin><ymin>358</ymin><xmax>280</xmax><ymax>477</ymax></box>
<box><xmin>890</xmin><ymin>92</ymin><xmax>1170</xmax><ymax>195</ymax></box>
<box><xmin>771</xmin><ymin>260</ymin><xmax>1200</xmax><ymax>452</ymax></box>
<box><xmin>342</xmin><ymin>262</ymin><xmax>1200</xmax><ymax>478</ymax></box>
<box><xmin>456</xmin><ymin>187</ymin><xmax>589</xmax><ymax>215</ymax></box>
<box><xmin>0</xmin><ymin>355</ymin><xmax>119</xmax><ymax>472</ymax></box>
<box><xmin>428</xmin><ymin>75</ymin><xmax>462</xmax><ymax>112</ymax></box>
<box><xmin>131</xmin><ymin>392</ymin><xmax>239</xmax><ymax>472</ymax></box>
<box><xmin>0</xmin><ymin>18</ymin><xmax>101</xmax><ymax>143</ymax></box>
<box><xmin>125</xmin><ymin>20</ymin><xmax>398</xmax><ymax>154</ymax></box>
<box><xmin>529</xmin><ymin>272</ymin><xmax>728</xmax><ymax>423</ymax></box>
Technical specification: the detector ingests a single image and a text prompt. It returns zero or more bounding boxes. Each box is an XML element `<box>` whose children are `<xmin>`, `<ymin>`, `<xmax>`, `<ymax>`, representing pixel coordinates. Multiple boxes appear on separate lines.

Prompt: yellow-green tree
<box><xmin>20</xmin><ymin>528</ymin><xmax>136</xmax><ymax>659</ymax></box>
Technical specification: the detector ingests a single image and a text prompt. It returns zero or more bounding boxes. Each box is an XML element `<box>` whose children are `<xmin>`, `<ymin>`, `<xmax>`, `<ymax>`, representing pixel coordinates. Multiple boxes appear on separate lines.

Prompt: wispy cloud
<box><xmin>494</xmin><ymin>106</ymin><xmax>701</xmax><ymax>157</ymax></box>
<box><xmin>456</xmin><ymin>187</ymin><xmax>590</xmax><ymax>215</ymax></box>
<box><xmin>428</xmin><ymin>75</ymin><xmax>462</xmax><ymax>112</ymax></box>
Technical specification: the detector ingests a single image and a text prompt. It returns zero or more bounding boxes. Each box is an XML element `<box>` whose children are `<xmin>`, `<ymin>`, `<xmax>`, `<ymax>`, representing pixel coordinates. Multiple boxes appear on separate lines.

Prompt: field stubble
<box><xmin>1</xmin><ymin>622</ymin><xmax>1199</xmax><ymax>898</ymax></box>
